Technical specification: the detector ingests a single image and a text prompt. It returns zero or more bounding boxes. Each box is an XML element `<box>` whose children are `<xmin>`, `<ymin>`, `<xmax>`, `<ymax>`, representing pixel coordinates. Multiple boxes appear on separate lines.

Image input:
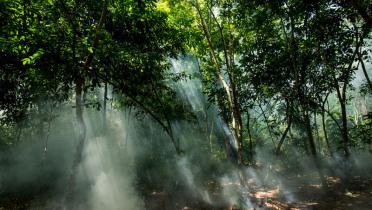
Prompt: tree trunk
<box><xmin>60</xmin><ymin>2</ymin><xmax>107</xmax><ymax>206</ymax></box>
<box><xmin>304</xmin><ymin>111</ymin><xmax>327</xmax><ymax>184</ymax></box>
<box><xmin>276</xmin><ymin>100</ymin><xmax>292</xmax><ymax>154</ymax></box>
<box><xmin>358</xmin><ymin>52</ymin><xmax>372</xmax><ymax>92</ymax></box>
<box><xmin>231</xmin><ymin>90</ymin><xmax>244</xmax><ymax>165</ymax></box>
<box><xmin>246</xmin><ymin>111</ymin><xmax>253</xmax><ymax>162</ymax></box>
<box><xmin>304</xmin><ymin>111</ymin><xmax>317</xmax><ymax>157</ymax></box>
<box><xmin>336</xmin><ymin>84</ymin><xmax>350</xmax><ymax>157</ymax></box>
<box><xmin>321</xmin><ymin>110</ymin><xmax>332</xmax><ymax>155</ymax></box>
<box><xmin>276</xmin><ymin>120</ymin><xmax>292</xmax><ymax>155</ymax></box>
<box><xmin>222</xmin><ymin>129</ymin><xmax>238</xmax><ymax>162</ymax></box>
<box><xmin>314</xmin><ymin>113</ymin><xmax>321</xmax><ymax>153</ymax></box>
<box><xmin>194</xmin><ymin>2</ymin><xmax>243</xmax><ymax>164</ymax></box>
<box><xmin>340</xmin><ymin>99</ymin><xmax>350</xmax><ymax>157</ymax></box>
<box><xmin>102</xmin><ymin>82</ymin><xmax>108</xmax><ymax>130</ymax></box>
<box><xmin>65</xmin><ymin>79</ymin><xmax>86</xmax><ymax>201</ymax></box>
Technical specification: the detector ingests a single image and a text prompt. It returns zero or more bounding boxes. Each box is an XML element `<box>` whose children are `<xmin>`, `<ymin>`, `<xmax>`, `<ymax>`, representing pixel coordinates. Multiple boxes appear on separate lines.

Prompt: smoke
<box><xmin>0</xmin><ymin>101</ymin><xmax>147</xmax><ymax>209</ymax></box>
<box><xmin>0</xmin><ymin>105</ymin><xmax>74</xmax><ymax>208</ymax></box>
<box><xmin>1</xmin><ymin>55</ymin><xmax>372</xmax><ymax>210</ymax></box>
<box><xmin>81</xmin><ymin>110</ymin><xmax>145</xmax><ymax>210</ymax></box>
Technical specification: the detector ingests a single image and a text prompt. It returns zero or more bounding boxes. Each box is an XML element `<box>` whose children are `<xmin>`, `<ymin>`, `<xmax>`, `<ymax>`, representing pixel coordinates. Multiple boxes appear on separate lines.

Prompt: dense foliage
<box><xmin>1</xmin><ymin>0</ymin><xmax>372</xmax><ymax>158</ymax></box>
<box><xmin>1</xmin><ymin>2</ymin><xmax>372</xmax><ymax>208</ymax></box>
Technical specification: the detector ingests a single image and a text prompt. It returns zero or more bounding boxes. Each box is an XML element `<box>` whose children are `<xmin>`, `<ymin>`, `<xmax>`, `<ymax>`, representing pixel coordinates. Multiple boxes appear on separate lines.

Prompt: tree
<box><xmin>1</xmin><ymin>0</ymin><xmax>185</xmax><ymax>201</ymax></box>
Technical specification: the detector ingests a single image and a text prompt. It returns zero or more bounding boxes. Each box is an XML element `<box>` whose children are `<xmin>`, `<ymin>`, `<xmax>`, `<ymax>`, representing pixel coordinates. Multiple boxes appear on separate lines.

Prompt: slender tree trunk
<box><xmin>325</xmin><ymin>103</ymin><xmax>342</xmax><ymax>131</ymax></box>
<box><xmin>194</xmin><ymin>2</ymin><xmax>243</xmax><ymax>164</ymax></box>
<box><xmin>222</xmin><ymin>127</ymin><xmax>237</xmax><ymax>162</ymax></box>
<box><xmin>276</xmin><ymin>100</ymin><xmax>292</xmax><ymax>154</ymax></box>
<box><xmin>340</xmin><ymin>99</ymin><xmax>350</xmax><ymax>157</ymax></box>
<box><xmin>61</xmin><ymin>2</ymin><xmax>107</xmax><ymax>206</ymax></box>
<box><xmin>232</xmin><ymin>93</ymin><xmax>244</xmax><ymax>165</ymax></box>
<box><xmin>207</xmin><ymin>5</ymin><xmax>244</xmax><ymax>163</ymax></box>
<box><xmin>321</xmin><ymin>111</ymin><xmax>332</xmax><ymax>155</ymax></box>
<box><xmin>321</xmin><ymin>94</ymin><xmax>332</xmax><ymax>155</ymax></box>
<box><xmin>304</xmin><ymin>111</ymin><xmax>317</xmax><ymax>157</ymax></box>
<box><xmin>304</xmin><ymin>112</ymin><xmax>327</xmax><ymax>185</ymax></box>
<box><xmin>66</xmin><ymin>79</ymin><xmax>86</xmax><ymax>200</ymax></box>
<box><xmin>246</xmin><ymin>111</ymin><xmax>253</xmax><ymax>162</ymax></box>
<box><xmin>336</xmin><ymin>84</ymin><xmax>350</xmax><ymax>157</ymax></box>
<box><xmin>276</xmin><ymin>120</ymin><xmax>292</xmax><ymax>155</ymax></box>
<box><xmin>358</xmin><ymin>52</ymin><xmax>372</xmax><ymax>92</ymax></box>
<box><xmin>314</xmin><ymin>113</ymin><xmax>321</xmax><ymax>153</ymax></box>
<box><xmin>102</xmin><ymin>82</ymin><xmax>108</xmax><ymax>130</ymax></box>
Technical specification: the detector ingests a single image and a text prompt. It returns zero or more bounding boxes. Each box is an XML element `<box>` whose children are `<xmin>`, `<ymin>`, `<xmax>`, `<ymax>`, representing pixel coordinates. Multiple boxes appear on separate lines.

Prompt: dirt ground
<box><xmin>143</xmin><ymin>175</ymin><xmax>372</xmax><ymax>210</ymax></box>
<box><xmin>254</xmin><ymin>176</ymin><xmax>372</xmax><ymax>210</ymax></box>
<box><xmin>1</xmin><ymin>175</ymin><xmax>372</xmax><ymax>210</ymax></box>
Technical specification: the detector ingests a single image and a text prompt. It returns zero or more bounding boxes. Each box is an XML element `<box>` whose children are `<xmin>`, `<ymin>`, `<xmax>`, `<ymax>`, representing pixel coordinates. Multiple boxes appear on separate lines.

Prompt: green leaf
<box><xmin>21</xmin><ymin>58</ymin><xmax>30</xmax><ymax>65</ymax></box>
<box><xmin>88</xmin><ymin>47</ymin><xmax>93</xmax><ymax>54</ymax></box>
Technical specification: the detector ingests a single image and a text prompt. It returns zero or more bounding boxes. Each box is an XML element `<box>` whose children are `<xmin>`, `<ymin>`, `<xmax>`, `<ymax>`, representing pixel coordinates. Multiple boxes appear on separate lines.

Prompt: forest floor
<box><xmin>1</xmin><ymin>172</ymin><xmax>372</xmax><ymax>209</ymax></box>
<box><xmin>250</xmin><ymin>175</ymin><xmax>372</xmax><ymax>210</ymax></box>
<box><xmin>144</xmin><ymin>173</ymin><xmax>372</xmax><ymax>210</ymax></box>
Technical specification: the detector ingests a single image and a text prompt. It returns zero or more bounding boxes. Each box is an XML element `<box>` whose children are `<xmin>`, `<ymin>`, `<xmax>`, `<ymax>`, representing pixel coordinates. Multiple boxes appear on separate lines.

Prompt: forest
<box><xmin>1</xmin><ymin>0</ymin><xmax>372</xmax><ymax>209</ymax></box>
